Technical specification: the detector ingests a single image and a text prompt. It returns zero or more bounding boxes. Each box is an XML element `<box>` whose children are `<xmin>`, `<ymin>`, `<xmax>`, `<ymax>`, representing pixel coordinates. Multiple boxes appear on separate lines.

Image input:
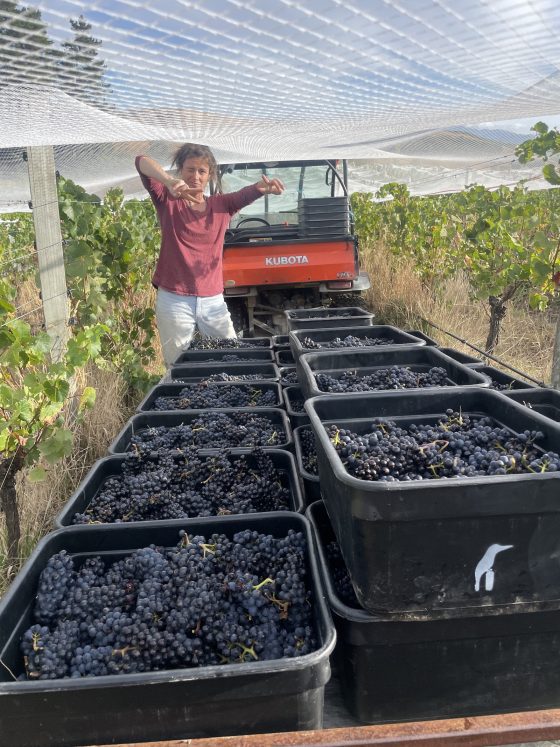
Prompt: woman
<box><xmin>136</xmin><ymin>144</ymin><xmax>284</xmax><ymax>366</ymax></box>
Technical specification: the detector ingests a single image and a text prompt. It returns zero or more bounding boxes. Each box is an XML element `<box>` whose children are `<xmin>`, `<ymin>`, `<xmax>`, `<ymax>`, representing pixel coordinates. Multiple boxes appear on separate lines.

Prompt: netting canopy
<box><xmin>1</xmin><ymin>0</ymin><xmax>560</xmax><ymax>210</ymax></box>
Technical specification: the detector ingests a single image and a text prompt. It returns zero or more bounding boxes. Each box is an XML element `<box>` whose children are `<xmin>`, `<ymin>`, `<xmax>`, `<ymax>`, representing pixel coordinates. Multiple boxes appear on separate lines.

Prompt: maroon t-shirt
<box><xmin>136</xmin><ymin>156</ymin><xmax>262</xmax><ymax>296</ymax></box>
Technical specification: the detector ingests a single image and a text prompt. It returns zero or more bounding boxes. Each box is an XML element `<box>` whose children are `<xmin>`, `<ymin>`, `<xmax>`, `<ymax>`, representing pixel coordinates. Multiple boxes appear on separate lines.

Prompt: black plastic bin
<box><xmin>137</xmin><ymin>382</ymin><xmax>283</xmax><ymax>412</ymax></box>
<box><xmin>183</xmin><ymin>337</ymin><xmax>273</xmax><ymax>352</ymax></box>
<box><xmin>169</xmin><ymin>361</ymin><xmax>280</xmax><ymax>383</ymax></box>
<box><xmin>285</xmin><ymin>306</ymin><xmax>374</xmax><ymax>331</ymax></box>
<box><xmin>283</xmin><ymin>386</ymin><xmax>310</xmax><ymax>427</ymax></box>
<box><xmin>0</xmin><ymin>514</ymin><xmax>335</xmax><ymax>747</ymax></box>
<box><xmin>307</xmin><ymin>500</ymin><xmax>560</xmax><ymax>724</ymax></box>
<box><xmin>172</xmin><ymin>348</ymin><xmax>274</xmax><ymax>364</ymax></box>
<box><xmin>297</xmin><ymin>345</ymin><xmax>489</xmax><ymax>400</ymax></box>
<box><xmin>472</xmin><ymin>364</ymin><xmax>536</xmax><ymax>391</ymax></box>
<box><xmin>306</xmin><ymin>387</ymin><xmax>560</xmax><ymax>615</ymax></box>
<box><xmin>55</xmin><ymin>449</ymin><xmax>305</xmax><ymax>527</ymax></box>
<box><xmin>272</xmin><ymin>334</ymin><xmax>291</xmax><ymax>349</ymax></box>
<box><xmin>437</xmin><ymin>346</ymin><xmax>484</xmax><ymax>366</ymax></box>
<box><xmin>108</xmin><ymin>408</ymin><xmax>293</xmax><ymax>454</ymax></box>
<box><xmin>504</xmin><ymin>387</ymin><xmax>560</xmax><ymax>422</ymax></box>
<box><xmin>279</xmin><ymin>366</ymin><xmax>300</xmax><ymax>387</ymax></box>
<box><xmin>293</xmin><ymin>425</ymin><xmax>321</xmax><ymax>504</ymax></box>
<box><xmin>404</xmin><ymin>329</ymin><xmax>439</xmax><ymax>345</ymax></box>
<box><xmin>289</xmin><ymin>325</ymin><xmax>425</xmax><ymax>361</ymax></box>
<box><xmin>275</xmin><ymin>348</ymin><xmax>295</xmax><ymax>366</ymax></box>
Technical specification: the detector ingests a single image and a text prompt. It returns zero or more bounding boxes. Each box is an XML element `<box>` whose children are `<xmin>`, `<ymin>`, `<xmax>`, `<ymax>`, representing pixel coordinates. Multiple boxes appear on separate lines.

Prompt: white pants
<box><xmin>156</xmin><ymin>288</ymin><xmax>237</xmax><ymax>367</ymax></box>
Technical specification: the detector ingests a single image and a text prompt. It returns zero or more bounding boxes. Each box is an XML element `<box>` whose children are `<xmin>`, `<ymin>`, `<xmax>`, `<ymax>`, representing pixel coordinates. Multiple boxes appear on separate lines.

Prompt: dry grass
<box><xmin>360</xmin><ymin>242</ymin><xmax>556</xmax><ymax>385</ymax></box>
<box><xmin>15</xmin><ymin>277</ymin><xmax>43</xmax><ymax>333</ymax></box>
<box><xmin>0</xmin><ymin>366</ymin><xmax>133</xmax><ymax>594</ymax></box>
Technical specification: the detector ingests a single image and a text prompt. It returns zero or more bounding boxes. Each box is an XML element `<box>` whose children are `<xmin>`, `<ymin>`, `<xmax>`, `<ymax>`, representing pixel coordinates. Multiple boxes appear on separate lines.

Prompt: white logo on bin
<box><xmin>474</xmin><ymin>544</ymin><xmax>514</xmax><ymax>592</ymax></box>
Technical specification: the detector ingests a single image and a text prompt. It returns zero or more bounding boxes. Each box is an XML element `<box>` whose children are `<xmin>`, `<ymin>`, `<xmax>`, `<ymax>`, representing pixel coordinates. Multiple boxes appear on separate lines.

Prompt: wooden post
<box><xmin>26</xmin><ymin>146</ymin><xmax>68</xmax><ymax>361</ymax></box>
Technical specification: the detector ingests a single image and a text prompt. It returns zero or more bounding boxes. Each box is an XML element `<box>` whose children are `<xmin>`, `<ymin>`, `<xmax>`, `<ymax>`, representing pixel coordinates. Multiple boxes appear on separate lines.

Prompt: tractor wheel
<box><xmin>226</xmin><ymin>298</ymin><xmax>249</xmax><ymax>337</ymax></box>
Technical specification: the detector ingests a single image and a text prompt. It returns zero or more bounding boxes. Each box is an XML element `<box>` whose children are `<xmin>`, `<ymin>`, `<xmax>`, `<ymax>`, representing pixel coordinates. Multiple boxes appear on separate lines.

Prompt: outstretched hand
<box><xmin>256</xmin><ymin>174</ymin><xmax>285</xmax><ymax>195</ymax></box>
<box><xmin>166</xmin><ymin>178</ymin><xmax>205</xmax><ymax>203</ymax></box>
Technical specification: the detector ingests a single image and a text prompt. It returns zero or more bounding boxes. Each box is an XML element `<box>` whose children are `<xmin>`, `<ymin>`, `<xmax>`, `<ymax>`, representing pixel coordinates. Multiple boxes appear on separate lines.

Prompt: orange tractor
<box><xmin>220</xmin><ymin>159</ymin><xmax>371</xmax><ymax>335</ymax></box>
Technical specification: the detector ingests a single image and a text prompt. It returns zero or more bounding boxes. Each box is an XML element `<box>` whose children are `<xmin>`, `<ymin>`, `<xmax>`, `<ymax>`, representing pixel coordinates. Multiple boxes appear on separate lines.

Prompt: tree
<box><xmin>0</xmin><ymin>1</ymin><xmax>60</xmax><ymax>89</ymax></box>
<box><xmin>0</xmin><ymin>4</ymin><xmax>109</xmax><ymax>103</ymax></box>
<box><xmin>59</xmin><ymin>15</ymin><xmax>108</xmax><ymax>104</ymax></box>
<box><xmin>453</xmin><ymin>184</ymin><xmax>556</xmax><ymax>353</ymax></box>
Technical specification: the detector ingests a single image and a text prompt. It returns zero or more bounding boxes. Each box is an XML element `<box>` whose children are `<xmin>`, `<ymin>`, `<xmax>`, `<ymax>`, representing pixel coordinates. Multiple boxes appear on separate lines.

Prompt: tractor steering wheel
<box><xmin>235</xmin><ymin>217</ymin><xmax>271</xmax><ymax>228</ymax></box>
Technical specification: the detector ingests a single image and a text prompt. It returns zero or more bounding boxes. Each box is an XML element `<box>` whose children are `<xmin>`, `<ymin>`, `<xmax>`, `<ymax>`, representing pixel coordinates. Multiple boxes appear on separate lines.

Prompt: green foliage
<box><xmin>351</xmin><ymin>184</ymin><xmax>461</xmax><ymax>285</ymax></box>
<box><xmin>58</xmin><ymin>177</ymin><xmax>160</xmax><ymax>393</ymax></box>
<box><xmin>352</xmin><ymin>178</ymin><xmax>560</xmax><ymax>309</ymax></box>
<box><xmin>0</xmin><ymin>284</ymin><xmax>105</xmax><ymax>473</ymax></box>
<box><xmin>516</xmin><ymin>122</ymin><xmax>560</xmax><ymax>185</ymax></box>
<box><xmin>452</xmin><ymin>183</ymin><xmax>556</xmax><ymax>308</ymax></box>
<box><xmin>0</xmin><ymin>212</ymin><xmax>35</xmax><ymax>281</ymax></box>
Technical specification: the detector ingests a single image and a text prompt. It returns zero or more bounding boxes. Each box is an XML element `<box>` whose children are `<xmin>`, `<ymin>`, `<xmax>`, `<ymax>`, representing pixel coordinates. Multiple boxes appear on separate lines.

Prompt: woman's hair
<box><xmin>171</xmin><ymin>143</ymin><xmax>218</xmax><ymax>180</ymax></box>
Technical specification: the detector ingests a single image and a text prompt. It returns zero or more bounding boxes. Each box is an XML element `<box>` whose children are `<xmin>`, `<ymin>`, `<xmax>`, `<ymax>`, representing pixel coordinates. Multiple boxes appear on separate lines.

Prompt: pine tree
<box><xmin>59</xmin><ymin>15</ymin><xmax>108</xmax><ymax>104</ymax></box>
<box><xmin>0</xmin><ymin>1</ymin><xmax>60</xmax><ymax>89</ymax></box>
<box><xmin>0</xmin><ymin>4</ymin><xmax>109</xmax><ymax>103</ymax></box>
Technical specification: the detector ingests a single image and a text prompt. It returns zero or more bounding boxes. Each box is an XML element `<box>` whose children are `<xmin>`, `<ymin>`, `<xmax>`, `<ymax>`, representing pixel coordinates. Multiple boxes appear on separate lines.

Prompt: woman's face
<box><xmin>180</xmin><ymin>157</ymin><xmax>211</xmax><ymax>191</ymax></box>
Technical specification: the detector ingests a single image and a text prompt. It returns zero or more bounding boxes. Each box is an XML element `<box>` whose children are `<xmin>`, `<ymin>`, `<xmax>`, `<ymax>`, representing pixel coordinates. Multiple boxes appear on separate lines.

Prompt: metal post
<box><xmin>26</xmin><ymin>146</ymin><xmax>68</xmax><ymax>361</ymax></box>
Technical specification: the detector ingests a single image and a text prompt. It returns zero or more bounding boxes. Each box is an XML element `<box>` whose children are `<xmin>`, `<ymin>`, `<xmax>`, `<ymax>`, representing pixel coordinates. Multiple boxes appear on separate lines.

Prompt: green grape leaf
<box><xmin>79</xmin><ymin>386</ymin><xmax>96</xmax><ymax>412</ymax></box>
<box><xmin>38</xmin><ymin>429</ymin><xmax>73</xmax><ymax>464</ymax></box>
<box><xmin>28</xmin><ymin>465</ymin><xmax>47</xmax><ymax>482</ymax></box>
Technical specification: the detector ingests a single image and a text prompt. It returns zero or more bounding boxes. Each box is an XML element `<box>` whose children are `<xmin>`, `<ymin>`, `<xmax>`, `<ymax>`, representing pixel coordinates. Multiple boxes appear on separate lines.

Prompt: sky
<box><xmin>18</xmin><ymin>0</ymin><xmax>560</xmax><ymax>126</ymax></box>
<box><xmin>2</xmin><ymin>0</ymin><xmax>560</xmax><ymax>158</ymax></box>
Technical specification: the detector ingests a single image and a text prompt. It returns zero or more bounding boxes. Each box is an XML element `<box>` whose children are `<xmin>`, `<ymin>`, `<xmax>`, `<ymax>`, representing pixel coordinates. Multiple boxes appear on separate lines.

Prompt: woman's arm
<box><xmin>137</xmin><ymin>156</ymin><xmax>203</xmax><ymax>201</ymax></box>
<box><xmin>219</xmin><ymin>175</ymin><xmax>286</xmax><ymax>215</ymax></box>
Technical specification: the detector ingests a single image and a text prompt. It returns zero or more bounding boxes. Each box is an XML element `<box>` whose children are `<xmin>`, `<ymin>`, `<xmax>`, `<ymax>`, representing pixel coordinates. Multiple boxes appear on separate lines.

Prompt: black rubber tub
<box><xmin>504</xmin><ymin>387</ymin><xmax>560</xmax><ymax>422</ymax></box>
<box><xmin>306</xmin><ymin>388</ymin><xmax>560</xmax><ymax>615</ymax></box>
<box><xmin>296</xmin><ymin>345</ymin><xmax>489</xmax><ymax>400</ymax></box>
<box><xmin>107</xmin><ymin>408</ymin><xmax>293</xmax><ymax>454</ymax></box>
<box><xmin>283</xmin><ymin>386</ymin><xmax>310</xmax><ymax>427</ymax></box>
<box><xmin>307</xmin><ymin>500</ymin><xmax>560</xmax><ymax>724</ymax></box>
<box><xmin>272</xmin><ymin>334</ymin><xmax>291</xmax><ymax>349</ymax></box>
<box><xmin>137</xmin><ymin>382</ymin><xmax>283</xmax><ymax>412</ymax></box>
<box><xmin>404</xmin><ymin>329</ymin><xmax>439</xmax><ymax>345</ymax></box>
<box><xmin>279</xmin><ymin>366</ymin><xmax>300</xmax><ymax>388</ymax></box>
<box><xmin>289</xmin><ymin>325</ymin><xmax>425</xmax><ymax>361</ymax></box>
<box><xmin>275</xmin><ymin>348</ymin><xmax>296</xmax><ymax>366</ymax></box>
<box><xmin>437</xmin><ymin>346</ymin><xmax>484</xmax><ymax>366</ymax></box>
<box><xmin>293</xmin><ymin>425</ymin><xmax>321</xmax><ymax>505</ymax></box>
<box><xmin>179</xmin><ymin>337</ymin><xmax>273</xmax><ymax>355</ymax></box>
<box><xmin>285</xmin><ymin>306</ymin><xmax>374</xmax><ymax>331</ymax></box>
<box><xmin>471</xmin><ymin>364</ymin><xmax>537</xmax><ymax>391</ymax></box>
<box><xmin>55</xmin><ymin>449</ymin><xmax>305</xmax><ymax>527</ymax></box>
<box><xmin>172</xmin><ymin>348</ymin><xmax>274</xmax><ymax>364</ymax></box>
<box><xmin>169</xmin><ymin>362</ymin><xmax>280</xmax><ymax>383</ymax></box>
<box><xmin>0</xmin><ymin>514</ymin><xmax>335</xmax><ymax>747</ymax></box>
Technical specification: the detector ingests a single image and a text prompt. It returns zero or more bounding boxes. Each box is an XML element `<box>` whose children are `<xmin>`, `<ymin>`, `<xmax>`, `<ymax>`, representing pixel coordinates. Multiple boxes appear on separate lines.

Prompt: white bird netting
<box><xmin>1</xmin><ymin>0</ymin><xmax>560</xmax><ymax>210</ymax></box>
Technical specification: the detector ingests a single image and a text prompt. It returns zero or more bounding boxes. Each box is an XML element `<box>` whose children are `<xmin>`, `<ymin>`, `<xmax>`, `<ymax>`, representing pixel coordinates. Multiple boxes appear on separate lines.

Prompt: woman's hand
<box><xmin>256</xmin><ymin>175</ymin><xmax>285</xmax><ymax>195</ymax></box>
<box><xmin>165</xmin><ymin>178</ymin><xmax>204</xmax><ymax>202</ymax></box>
